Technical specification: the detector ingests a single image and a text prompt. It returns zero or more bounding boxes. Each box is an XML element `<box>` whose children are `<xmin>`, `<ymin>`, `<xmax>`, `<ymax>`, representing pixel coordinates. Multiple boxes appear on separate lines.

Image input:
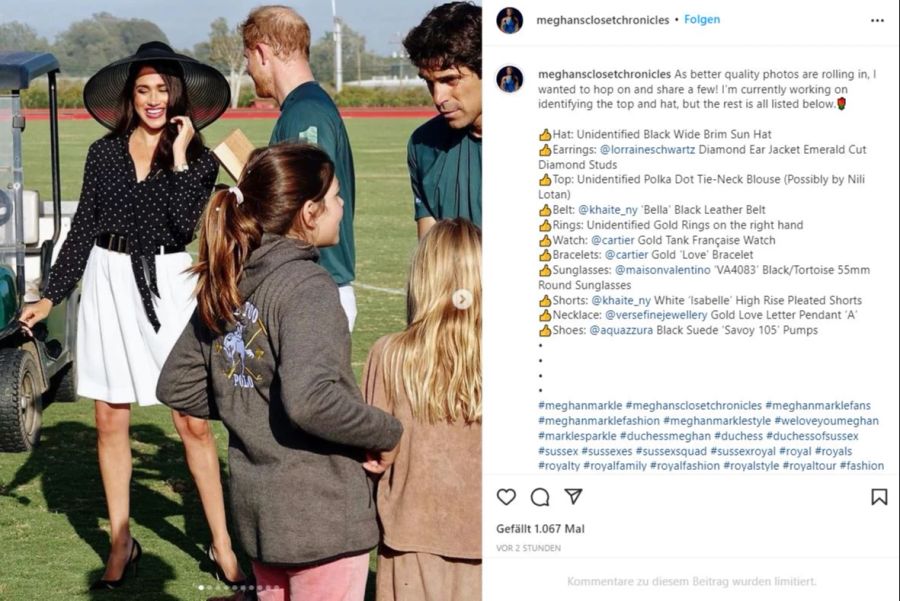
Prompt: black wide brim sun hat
<box><xmin>83</xmin><ymin>41</ymin><xmax>230</xmax><ymax>131</ymax></box>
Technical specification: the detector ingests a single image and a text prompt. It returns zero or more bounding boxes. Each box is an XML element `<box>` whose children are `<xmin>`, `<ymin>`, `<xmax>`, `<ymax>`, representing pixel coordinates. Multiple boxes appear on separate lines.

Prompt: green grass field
<box><xmin>0</xmin><ymin>117</ymin><xmax>422</xmax><ymax>599</ymax></box>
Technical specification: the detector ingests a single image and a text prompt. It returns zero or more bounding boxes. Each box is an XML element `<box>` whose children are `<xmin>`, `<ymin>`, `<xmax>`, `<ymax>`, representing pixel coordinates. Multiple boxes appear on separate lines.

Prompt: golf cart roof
<box><xmin>0</xmin><ymin>52</ymin><xmax>60</xmax><ymax>90</ymax></box>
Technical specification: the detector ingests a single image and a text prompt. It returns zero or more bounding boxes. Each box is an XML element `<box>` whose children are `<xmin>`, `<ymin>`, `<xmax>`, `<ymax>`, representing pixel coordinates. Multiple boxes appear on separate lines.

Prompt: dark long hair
<box><xmin>106</xmin><ymin>60</ymin><xmax>204</xmax><ymax>169</ymax></box>
<box><xmin>192</xmin><ymin>143</ymin><xmax>335</xmax><ymax>334</ymax></box>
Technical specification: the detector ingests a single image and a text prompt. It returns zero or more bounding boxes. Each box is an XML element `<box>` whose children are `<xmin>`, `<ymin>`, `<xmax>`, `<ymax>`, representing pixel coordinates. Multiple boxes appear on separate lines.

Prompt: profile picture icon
<box><xmin>497</xmin><ymin>66</ymin><xmax>523</xmax><ymax>93</ymax></box>
<box><xmin>497</xmin><ymin>7</ymin><xmax>523</xmax><ymax>34</ymax></box>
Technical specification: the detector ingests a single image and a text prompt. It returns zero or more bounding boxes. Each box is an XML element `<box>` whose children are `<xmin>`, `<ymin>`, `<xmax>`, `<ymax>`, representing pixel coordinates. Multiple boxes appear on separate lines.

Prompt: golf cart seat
<box><xmin>21</xmin><ymin>190</ymin><xmax>74</xmax><ymax>302</ymax></box>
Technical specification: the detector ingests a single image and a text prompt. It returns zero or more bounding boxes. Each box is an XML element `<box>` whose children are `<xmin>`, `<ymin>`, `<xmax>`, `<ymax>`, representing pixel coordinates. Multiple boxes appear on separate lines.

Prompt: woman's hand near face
<box><xmin>170</xmin><ymin>115</ymin><xmax>195</xmax><ymax>167</ymax></box>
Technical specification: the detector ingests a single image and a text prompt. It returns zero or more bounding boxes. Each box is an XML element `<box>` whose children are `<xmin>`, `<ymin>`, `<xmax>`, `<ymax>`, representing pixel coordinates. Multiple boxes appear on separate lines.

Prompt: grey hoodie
<box><xmin>157</xmin><ymin>234</ymin><xmax>402</xmax><ymax>565</ymax></box>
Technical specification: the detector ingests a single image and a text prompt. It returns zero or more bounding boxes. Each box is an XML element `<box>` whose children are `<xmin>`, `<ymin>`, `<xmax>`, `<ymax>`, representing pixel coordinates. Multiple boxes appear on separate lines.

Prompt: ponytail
<box><xmin>193</xmin><ymin>186</ymin><xmax>262</xmax><ymax>334</ymax></box>
<box><xmin>191</xmin><ymin>143</ymin><xmax>335</xmax><ymax>334</ymax></box>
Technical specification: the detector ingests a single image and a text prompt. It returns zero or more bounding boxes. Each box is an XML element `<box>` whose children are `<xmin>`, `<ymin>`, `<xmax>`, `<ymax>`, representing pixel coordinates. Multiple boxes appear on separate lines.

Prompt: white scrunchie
<box><xmin>229</xmin><ymin>186</ymin><xmax>244</xmax><ymax>205</ymax></box>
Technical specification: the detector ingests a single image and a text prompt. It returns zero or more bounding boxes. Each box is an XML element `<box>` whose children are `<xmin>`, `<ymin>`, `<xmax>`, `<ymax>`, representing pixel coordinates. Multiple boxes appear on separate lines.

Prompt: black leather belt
<box><xmin>95</xmin><ymin>233</ymin><xmax>185</xmax><ymax>255</ymax></box>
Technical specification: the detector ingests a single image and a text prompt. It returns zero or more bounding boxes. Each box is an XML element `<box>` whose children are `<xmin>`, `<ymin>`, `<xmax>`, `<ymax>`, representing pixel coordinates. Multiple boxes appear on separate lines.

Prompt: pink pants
<box><xmin>252</xmin><ymin>552</ymin><xmax>369</xmax><ymax>601</ymax></box>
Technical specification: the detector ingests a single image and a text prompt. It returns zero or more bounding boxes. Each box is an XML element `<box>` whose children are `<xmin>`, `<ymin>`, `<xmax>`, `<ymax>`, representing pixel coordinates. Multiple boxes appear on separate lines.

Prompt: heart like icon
<box><xmin>497</xmin><ymin>488</ymin><xmax>517</xmax><ymax>506</ymax></box>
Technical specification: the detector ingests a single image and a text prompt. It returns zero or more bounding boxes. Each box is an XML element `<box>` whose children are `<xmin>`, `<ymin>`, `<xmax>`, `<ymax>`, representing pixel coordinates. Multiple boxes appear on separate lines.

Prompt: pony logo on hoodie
<box><xmin>216</xmin><ymin>301</ymin><xmax>268</xmax><ymax>389</ymax></box>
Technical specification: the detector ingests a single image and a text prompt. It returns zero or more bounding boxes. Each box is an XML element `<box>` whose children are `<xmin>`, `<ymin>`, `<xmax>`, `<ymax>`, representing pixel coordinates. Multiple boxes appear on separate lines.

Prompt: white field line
<box><xmin>355</xmin><ymin>282</ymin><xmax>405</xmax><ymax>296</ymax></box>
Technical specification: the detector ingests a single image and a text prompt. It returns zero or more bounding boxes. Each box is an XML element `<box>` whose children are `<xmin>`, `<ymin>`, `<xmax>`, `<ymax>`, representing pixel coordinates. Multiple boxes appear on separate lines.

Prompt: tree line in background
<box><xmin>1</xmin><ymin>13</ymin><xmax>426</xmax><ymax>107</ymax></box>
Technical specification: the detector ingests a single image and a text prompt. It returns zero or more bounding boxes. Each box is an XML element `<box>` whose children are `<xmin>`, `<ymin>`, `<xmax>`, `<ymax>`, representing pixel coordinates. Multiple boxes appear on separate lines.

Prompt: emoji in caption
<box><xmin>539</xmin><ymin>173</ymin><xmax>552</xmax><ymax>186</ymax></box>
<box><xmin>539</xmin><ymin>309</ymin><xmax>551</xmax><ymax>322</ymax></box>
<box><xmin>539</xmin><ymin>220</ymin><xmax>552</xmax><ymax>232</ymax></box>
<box><xmin>539</xmin><ymin>204</ymin><xmax>551</xmax><ymax>216</ymax></box>
<box><xmin>539</xmin><ymin>325</ymin><xmax>552</xmax><ymax>337</ymax></box>
<box><xmin>539</xmin><ymin>265</ymin><xmax>552</xmax><ymax>277</ymax></box>
<box><xmin>539</xmin><ymin>294</ymin><xmax>552</xmax><ymax>307</ymax></box>
<box><xmin>539</xmin><ymin>144</ymin><xmax>552</xmax><ymax>157</ymax></box>
<box><xmin>539</xmin><ymin>250</ymin><xmax>551</xmax><ymax>261</ymax></box>
<box><xmin>539</xmin><ymin>234</ymin><xmax>552</xmax><ymax>247</ymax></box>
<box><xmin>539</xmin><ymin>128</ymin><xmax>551</xmax><ymax>141</ymax></box>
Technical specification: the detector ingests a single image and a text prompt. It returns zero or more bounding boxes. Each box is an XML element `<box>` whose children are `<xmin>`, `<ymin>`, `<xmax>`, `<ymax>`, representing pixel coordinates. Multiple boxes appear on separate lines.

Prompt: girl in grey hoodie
<box><xmin>157</xmin><ymin>144</ymin><xmax>402</xmax><ymax>600</ymax></box>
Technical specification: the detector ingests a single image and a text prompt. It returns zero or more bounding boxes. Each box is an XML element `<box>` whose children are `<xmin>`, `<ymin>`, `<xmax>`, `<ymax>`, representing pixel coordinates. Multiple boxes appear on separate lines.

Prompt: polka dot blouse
<box><xmin>43</xmin><ymin>134</ymin><xmax>219</xmax><ymax>330</ymax></box>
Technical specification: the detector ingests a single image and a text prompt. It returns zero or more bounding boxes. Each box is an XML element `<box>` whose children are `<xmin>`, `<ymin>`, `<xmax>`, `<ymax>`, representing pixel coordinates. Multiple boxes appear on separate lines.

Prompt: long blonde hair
<box><xmin>382</xmin><ymin>218</ymin><xmax>482</xmax><ymax>424</ymax></box>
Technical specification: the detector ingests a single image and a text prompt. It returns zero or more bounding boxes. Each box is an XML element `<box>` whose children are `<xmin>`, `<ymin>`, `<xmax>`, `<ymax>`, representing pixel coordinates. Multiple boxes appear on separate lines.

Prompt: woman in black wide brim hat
<box><xmin>20</xmin><ymin>42</ymin><xmax>249</xmax><ymax>590</ymax></box>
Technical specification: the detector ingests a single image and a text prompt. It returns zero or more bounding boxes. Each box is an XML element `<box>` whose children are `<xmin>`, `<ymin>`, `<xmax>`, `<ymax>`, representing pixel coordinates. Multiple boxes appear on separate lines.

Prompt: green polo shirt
<box><xmin>270</xmin><ymin>82</ymin><xmax>356</xmax><ymax>285</ymax></box>
<box><xmin>407</xmin><ymin>115</ymin><xmax>482</xmax><ymax>227</ymax></box>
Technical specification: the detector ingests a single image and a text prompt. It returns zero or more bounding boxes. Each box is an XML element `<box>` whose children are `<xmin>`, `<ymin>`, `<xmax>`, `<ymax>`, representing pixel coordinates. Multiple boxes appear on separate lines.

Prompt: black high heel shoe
<box><xmin>90</xmin><ymin>538</ymin><xmax>142</xmax><ymax>590</ymax></box>
<box><xmin>206</xmin><ymin>544</ymin><xmax>250</xmax><ymax>589</ymax></box>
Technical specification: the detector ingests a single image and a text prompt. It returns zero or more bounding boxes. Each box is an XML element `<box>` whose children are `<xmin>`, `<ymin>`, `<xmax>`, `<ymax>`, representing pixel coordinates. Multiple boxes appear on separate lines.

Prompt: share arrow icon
<box><xmin>565</xmin><ymin>488</ymin><xmax>583</xmax><ymax>505</ymax></box>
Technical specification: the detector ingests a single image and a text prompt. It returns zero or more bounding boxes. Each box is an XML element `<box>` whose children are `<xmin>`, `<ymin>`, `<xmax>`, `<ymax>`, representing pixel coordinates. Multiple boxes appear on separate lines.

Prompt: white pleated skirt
<box><xmin>77</xmin><ymin>246</ymin><xmax>196</xmax><ymax>406</ymax></box>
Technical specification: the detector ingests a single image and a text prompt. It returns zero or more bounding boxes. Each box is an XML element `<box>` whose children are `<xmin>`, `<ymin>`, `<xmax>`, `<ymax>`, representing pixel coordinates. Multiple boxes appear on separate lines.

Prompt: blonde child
<box><xmin>362</xmin><ymin>218</ymin><xmax>482</xmax><ymax>601</ymax></box>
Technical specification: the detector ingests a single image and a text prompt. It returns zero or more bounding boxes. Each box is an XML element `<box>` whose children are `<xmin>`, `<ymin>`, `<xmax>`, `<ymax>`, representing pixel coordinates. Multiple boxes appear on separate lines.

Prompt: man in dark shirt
<box><xmin>403</xmin><ymin>2</ymin><xmax>482</xmax><ymax>239</ymax></box>
<box><xmin>240</xmin><ymin>6</ymin><xmax>358</xmax><ymax>329</ymax></box>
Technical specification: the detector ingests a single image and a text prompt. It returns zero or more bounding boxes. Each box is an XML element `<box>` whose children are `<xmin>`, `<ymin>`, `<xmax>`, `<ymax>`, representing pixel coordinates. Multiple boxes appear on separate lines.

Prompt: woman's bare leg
<box><xmin>95</xmin><ymin>400</ymin><xmax>134</xmax><ymax>580</ymax></box>
<box><xmin>172</xmin><ymin>411</ymin><xmax>245</xmax><ymax>582</ymax></box>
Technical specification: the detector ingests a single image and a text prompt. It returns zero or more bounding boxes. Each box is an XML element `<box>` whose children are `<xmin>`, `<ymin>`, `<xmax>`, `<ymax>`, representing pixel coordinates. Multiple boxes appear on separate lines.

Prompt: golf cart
<box><xmin>0</xmin><ymin>51</ymin><xmax>79</xmax><ymax>451</ymax></box>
